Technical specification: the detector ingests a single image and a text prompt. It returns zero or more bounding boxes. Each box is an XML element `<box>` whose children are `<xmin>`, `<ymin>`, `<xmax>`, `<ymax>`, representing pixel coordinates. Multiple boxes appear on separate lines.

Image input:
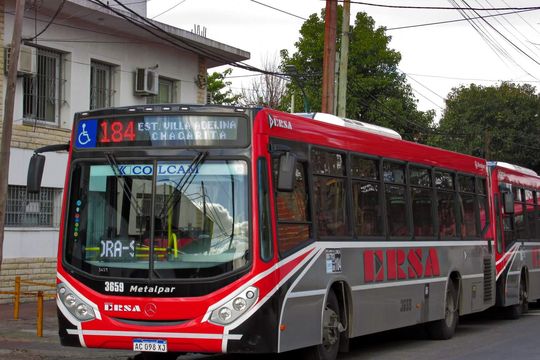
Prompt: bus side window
<box><xmin>351</xmin><ymin>155</ymin><xmax>383</xmax><ymax>237</ymax></box>
<box><xmin>383</xmin><ymin>161</ymin><xmax>409</xmax><ymax>237</ymax></box>
<box><xmin>536</xmin><ymin>191</ymin><xmax>540</xmax><ymax>240</ymax></box>
<box><xmin>477</xmin><ymin>178</ymin><xmax>489</xmax><ymax>236</ymax></box>
<box><xmin>410</xmin><ymin>166</ymin><xmax>434</xmax><ymax>237</ymax></box>
<box><xmin>311</xmin><ymin>149</ymin><xmax>348</xmax><ymax>237</ymax></box>
<box><xmin>272</xmin><ymin>159</ymin><xmax>311</xmax><ymax>255</ymax></box>
<box><xmin>435</xmin><ymin>171</ymin><xmax>457</xmax><ymax>238</ymax></box>
<box><xmin>525</xmin><ymin>189</ymin><xmax>536</xmax><ymax>240</ymax></box>
<box><xmin>457</xmin><ymin>175</ymin><xmax>477</xmax><ymax>238</ymax></box>
<box><xmin>514</xmin><ymin>188</ymin><xmax>527</xmax><ymax>239</ymax></box>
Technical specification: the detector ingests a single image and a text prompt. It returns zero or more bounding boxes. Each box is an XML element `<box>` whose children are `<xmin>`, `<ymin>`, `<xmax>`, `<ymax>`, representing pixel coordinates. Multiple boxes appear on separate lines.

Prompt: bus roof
<box><xmin>261</xmin><ymin>109</ymin><xmax>487</xmax><ymax>176</ymax></box>
<box><xmin>488</xmin><ymin>161</ymin><xmax>538</xmax><ymax>177</ymax></box>
<box><xmin>295</xmin><ymin>113</ymin><xmax>402</xmax><ymax>139</ymax></box>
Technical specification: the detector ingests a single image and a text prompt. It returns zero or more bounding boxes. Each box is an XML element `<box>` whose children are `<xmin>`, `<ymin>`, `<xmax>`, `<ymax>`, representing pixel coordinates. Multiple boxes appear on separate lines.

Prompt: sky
<box><xmin>146</xmin><ymin>0</ymin><xmax>540</xmax><ymax>119</ymax></box>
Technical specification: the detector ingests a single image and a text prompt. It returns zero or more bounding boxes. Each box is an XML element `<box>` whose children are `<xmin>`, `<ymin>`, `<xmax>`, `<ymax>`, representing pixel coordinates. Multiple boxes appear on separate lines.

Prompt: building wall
<box><xmin>1</xmin><ymin>0</ymin><xmax>212</xmax><ymax>303</ymax></box>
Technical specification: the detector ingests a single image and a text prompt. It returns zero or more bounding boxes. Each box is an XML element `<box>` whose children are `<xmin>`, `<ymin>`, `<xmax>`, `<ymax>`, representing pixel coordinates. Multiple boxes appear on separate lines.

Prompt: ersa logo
<box><xmin>363</xmin><ymin>247</ymin><xmax>441</xmax><ymax>283</ymax></box>
<box><xmin>104</xmin><ymin>303</ymin><xmax>141</xmax><ymax>313</ymax></box>
<box><xmin>268</xmin><ymin>115</ymin><xmax>293</xmax><ymax>130</ymax></box>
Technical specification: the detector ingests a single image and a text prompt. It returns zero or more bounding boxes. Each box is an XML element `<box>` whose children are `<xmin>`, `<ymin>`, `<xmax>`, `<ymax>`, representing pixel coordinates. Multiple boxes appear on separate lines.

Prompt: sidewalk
<box><xmin>0</xmin><ymin>300</ymin><xmax>136</xmax><ymax>359</ymax></box>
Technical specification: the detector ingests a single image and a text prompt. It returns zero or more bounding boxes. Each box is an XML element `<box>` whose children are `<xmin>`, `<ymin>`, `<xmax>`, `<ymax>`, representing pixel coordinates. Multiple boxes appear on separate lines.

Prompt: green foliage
<box><xmin>206</xmin><ymin>68</ymin><xmax>241</xmax><ymax>105</ymax></box>
<box><xmin>434</xmin><ymin>83</ymin><xmax>540</xmax><ymax>172</ymax></box>
<box><xmin>281</xmin><ymin>7</ymin><xmax>434</xmax><ymax>141</ymax></box>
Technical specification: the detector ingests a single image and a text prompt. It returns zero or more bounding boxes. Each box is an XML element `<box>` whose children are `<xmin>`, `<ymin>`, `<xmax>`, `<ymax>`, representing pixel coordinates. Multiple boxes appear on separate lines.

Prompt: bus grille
<box><xmin>483</xmin><ymin>257</ymin><xmax>493</xmax><ymax>303</ymax></box>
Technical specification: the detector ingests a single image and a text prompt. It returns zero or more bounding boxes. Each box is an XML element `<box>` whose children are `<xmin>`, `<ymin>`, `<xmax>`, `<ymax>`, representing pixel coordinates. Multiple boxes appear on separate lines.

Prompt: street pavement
<box><xmin>0</xmin><ymin>300</ymin><xmax>135</xmax><ymax>360</ymax></box>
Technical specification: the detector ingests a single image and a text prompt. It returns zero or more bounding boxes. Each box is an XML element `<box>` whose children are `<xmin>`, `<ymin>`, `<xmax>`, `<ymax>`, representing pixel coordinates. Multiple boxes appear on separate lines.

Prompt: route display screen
<box><xmin>74</xmin><ymin>115</ymin><xmax>248</xmax><ymax>149</ymax></box>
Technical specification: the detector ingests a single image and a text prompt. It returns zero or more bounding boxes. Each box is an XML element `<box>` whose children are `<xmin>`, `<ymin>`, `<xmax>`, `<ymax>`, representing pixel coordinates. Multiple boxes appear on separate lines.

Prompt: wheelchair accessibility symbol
<box><xmin>78</xmin><ymin>123</ymin><xmax>91</xmax><ymax>145</ymax></box>
<box><xmin>76</xmin><ymin>120</ymin><xmax>97</xmax><ymax>148</ymax></box>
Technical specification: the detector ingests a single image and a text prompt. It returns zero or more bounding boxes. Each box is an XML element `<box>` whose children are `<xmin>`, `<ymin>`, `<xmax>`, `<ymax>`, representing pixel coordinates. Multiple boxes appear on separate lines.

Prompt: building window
<box><xmin>23</xmin><ymin>48</ymin><xmax>62</xmax><ymax>123</ymax></box>
<box><xmin>90</xmin><ymin>61</ymin><xmax>114</xmax><ymax>109</ymax></box>
<box><xmin>5</xmin><ymin>186</ymin><xmax>62</xmax><ymax>228</ymax></box>
<box><xmin>147</xmin><ymin>77</ymin><xmax>176</xmax><ymax>104</ymax></box>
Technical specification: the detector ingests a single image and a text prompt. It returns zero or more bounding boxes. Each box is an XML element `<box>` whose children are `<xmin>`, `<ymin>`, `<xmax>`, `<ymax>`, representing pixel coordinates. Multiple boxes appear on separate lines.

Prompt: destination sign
<box><xmin>75</xmin><ymin>115</ymin><xmax>248</xmax><ymax>149</ymax></box>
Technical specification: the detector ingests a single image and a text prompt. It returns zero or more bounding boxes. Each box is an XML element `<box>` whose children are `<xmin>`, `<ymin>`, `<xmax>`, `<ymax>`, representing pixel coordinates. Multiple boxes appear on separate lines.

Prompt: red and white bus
<box><xmin>488</xmin><ymin>161</ymin><xmax>540</xmax><ymax>318</ymax></box>
<box><xmin>28</xmin><ymin>105</ymin><xmax>496</xmax><ymax>360</ymax></box>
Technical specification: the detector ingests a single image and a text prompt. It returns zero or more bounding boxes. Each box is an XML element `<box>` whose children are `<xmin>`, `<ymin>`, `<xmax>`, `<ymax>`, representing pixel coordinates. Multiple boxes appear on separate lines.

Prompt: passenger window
<box><xmin>525</xmin><ymin>190</ymin><xmax>536</xmax><ymax>239</ymax></box>
<box><xmin>435</xmin><ymin>171</ymin><xmax>454</xmax><ymax>190</ymax></box>
<box><xmin>514</xmin><ymin>188</ymin><xmax>526</xmax><ymax>239</ymax></box>
<box><xmin>383</xmin><ymin>161</ymin><xmax>408</xmax><ymax>237</ymax></box>
<box><xmin>273</xmin><ymin>160</ymin><xmax>311</xmax><ymax>254</ymax></box>
<box><xmin>438</xmin><ymin>191</ymin><xmax>457</xmax><ymax>238</ymax></box>
<box><xmin>477</xmin><ymin>178</ymin><xmax>489</xmax><ymax>233</ymax></box>
<box><xmin>410</xmin><ymin>167</ymin><xmax>431</xmax><ymax>187</ymax></box>
<box><xmin>412</xmin><ymin>187</ymin><xmax>434</xmax><ymax>237</ymax></box>
<box><xmin>386</xmin><ymin>184</ymin><xmax>409</xmax><ymax>236</ymax></box>
<box><xmin>312</xmin><ymin>148</ymin><xmax>346</xmax><ymax>176</ymax></box>
<box><xmin>410</xmin><ymin>166</ymin><xmax>434</xmax><ymax>237</ymax></box>
<box><xmin>383</xmin><ymin>161</ymin><xmax>405</xmax><ymax>184</ymax></box>
<box><xmin>351</xmin><ymin>156</ymin><xmax>379</xmax><ymax>180</ymax></box>
<box><xmin>353</xmin><ymin>181</ymin><xmax>383</xmax><ymax>236</ymax></box>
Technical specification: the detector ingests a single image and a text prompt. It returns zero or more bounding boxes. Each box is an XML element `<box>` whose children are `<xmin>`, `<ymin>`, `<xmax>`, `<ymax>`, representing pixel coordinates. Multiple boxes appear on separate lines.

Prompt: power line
<box><xmin>461</xmin><ymin>0</ymin><xmax>540</xmax><ymax>67</ymax></box>
<box><xmin>406</xmin><ymin>72</ymin><xmax>540</xmax><ymax>83</ymax></box>
<box><xmin>151</xmin><ymin>0</ymin><xmax>188</xmax><ymax>20</ymax></box>
<box><xmin>24</xmin><ymin>0</ymin><xmax>67</xmax><ymax>41</ymax></box>
<box><xmin>347</xmin><ymin>1</ymin><xmax>540</xmax><ymax>11</ymax></box>
<box><xmin>386</xmin><ymin>9</ymin><xmax>537</xmax><ymax>31</ymax></box>
<box><xmin>250</xmin><ymin>0</ymin><xmax>307</xmax><ymax>20</ymax></box>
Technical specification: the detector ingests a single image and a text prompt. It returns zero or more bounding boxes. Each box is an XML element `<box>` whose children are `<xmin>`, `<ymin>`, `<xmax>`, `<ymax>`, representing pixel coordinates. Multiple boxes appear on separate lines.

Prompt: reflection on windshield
<box><xmin>65</xmin><ymin>160</ymin><xmax>249</xmax><ymax>279</ymax></box>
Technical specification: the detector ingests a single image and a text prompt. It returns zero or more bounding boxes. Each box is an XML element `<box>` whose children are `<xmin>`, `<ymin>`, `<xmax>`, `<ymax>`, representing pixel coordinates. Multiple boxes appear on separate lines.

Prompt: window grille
<box><xmin>90</xmin><ymin>61</ymin><xmax>114</xmax><ymax>109</ymax></box>
<box><xmin>23</xmin><ymin>48</ymin><xmax>61</xmax><ymax>123</ymax></box>
<box><xmin>5</xmin><ymin>186</ymin><xmax>62</xmax><ymax>228</ymax></box>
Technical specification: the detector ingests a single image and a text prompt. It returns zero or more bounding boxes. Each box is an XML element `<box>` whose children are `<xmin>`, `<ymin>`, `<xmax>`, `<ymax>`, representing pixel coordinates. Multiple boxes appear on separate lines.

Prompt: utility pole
<box><xmin>0</xmin><ymin>0</ymin><xmax>26</xmax><ymax>269</ymax></box>
<box><xmin>337</xmin><ymin>0</ymin><xmax>350</xmax><ymax>118</ymax></box>
<box><xmin>322</xmin><ymin>0</ymin><xmax>337</xmax><ymax>114</ymax></box>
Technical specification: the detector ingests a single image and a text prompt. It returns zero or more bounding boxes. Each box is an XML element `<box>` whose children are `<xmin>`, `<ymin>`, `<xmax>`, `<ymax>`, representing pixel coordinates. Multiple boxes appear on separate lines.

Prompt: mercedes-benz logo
<box><xmin>144</xmin><ymin>303</ymin><xmax>157</xmax><ymax>317</ymax></box>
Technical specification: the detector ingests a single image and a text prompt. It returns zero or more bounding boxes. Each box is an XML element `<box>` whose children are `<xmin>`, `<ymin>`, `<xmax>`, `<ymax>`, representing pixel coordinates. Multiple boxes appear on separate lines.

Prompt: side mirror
<box><xmin>502</xmin><ymin>192</ymin><xmax>514</xmax><ymax>214</ymax></box>
<box><xmin>27</xmin><ymin>153</ymin><xmax>45</xmax><ymax>194</ymax></box>
<box><xmin>277</xmin><ymin>152</ymin><xmax>297</xmax><ymax>192</ymax></box>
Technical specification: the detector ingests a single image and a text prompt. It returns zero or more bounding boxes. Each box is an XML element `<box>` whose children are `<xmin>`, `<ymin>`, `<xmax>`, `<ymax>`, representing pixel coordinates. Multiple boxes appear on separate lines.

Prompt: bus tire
<box><xmin>304</xmin><ymin>291</ymin><xmax>342</xmax><ymax>360</ymax></box>
<box><xmin>426</xmin><ymin>281</ymin><xmax>458</xmax><ymax>340</ymax></box>
<box><xmin>505</xmin><ymin>275</ymin><xmax>528</xmax><ymax>320</ymax></box>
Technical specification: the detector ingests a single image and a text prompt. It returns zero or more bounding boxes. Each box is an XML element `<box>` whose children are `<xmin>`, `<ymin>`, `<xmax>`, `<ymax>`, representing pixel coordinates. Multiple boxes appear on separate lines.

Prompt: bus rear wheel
<box><xmin>426</xmin><ymin>281</ymin><xmax>458</xmax><ymax>340</ymax></box>
<box><xmin>304</xmin><ymin>291</ymin><xmax>342</xmax><ymax>360</ymax></box>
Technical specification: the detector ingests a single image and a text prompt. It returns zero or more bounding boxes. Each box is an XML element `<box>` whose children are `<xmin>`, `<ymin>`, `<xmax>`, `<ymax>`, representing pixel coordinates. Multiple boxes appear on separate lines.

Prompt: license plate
<box><xmin>133</xmin><ymin>339</ymin><xmax>167</xmax><ymax>352</ymax></box>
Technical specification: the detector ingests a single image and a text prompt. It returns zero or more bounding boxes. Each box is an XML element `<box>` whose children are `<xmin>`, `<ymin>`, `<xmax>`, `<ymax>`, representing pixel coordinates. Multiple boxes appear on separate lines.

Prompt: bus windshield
<box><xmin>65</xmin><ymin>158</ymin><xmax>250</xmax><ymax>280</ymax></box>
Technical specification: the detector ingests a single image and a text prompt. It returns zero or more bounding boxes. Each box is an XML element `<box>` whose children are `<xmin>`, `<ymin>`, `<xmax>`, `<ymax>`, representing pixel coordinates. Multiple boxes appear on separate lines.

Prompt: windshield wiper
<box><xmin>157</xmin><ymin>151</ymin><xmax>208</xmax><ymax>220</ymax></box>
<box><xmin>105</xmin><ymin>153</ymin><xmax>144</xmax><ymax>230</ymax></box>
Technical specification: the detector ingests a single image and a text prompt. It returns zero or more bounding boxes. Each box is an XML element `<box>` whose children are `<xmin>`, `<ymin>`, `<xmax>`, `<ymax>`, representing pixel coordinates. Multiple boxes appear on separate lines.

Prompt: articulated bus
<box><xmin>28</xmin><ymin>105</ymin><xmax>497</xmax><ymax>360</ymax></box>
<box><xmin>488</xmin><ymin>162</ymin><xmax>540</xmax><ymax>318</ymax></box>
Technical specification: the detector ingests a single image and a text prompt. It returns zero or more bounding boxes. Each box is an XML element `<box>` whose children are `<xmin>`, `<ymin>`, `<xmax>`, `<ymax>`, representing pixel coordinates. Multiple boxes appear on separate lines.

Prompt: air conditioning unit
<box><xmin>134</xmin><ymin>67</ymin><xmax>159</xmax><ymax>95</ymax></box>
<box><xmin>4</xmin><ymin>45</ymin><xmax>37</xmax><ymax>75</ymax></box>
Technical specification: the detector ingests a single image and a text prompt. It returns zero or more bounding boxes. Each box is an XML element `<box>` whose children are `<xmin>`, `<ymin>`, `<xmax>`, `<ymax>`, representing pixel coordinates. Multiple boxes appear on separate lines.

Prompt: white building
<box><xmin>0</xmin><ymin>0</ymin><xmax>249</xmax><ymax>302</ymax></box>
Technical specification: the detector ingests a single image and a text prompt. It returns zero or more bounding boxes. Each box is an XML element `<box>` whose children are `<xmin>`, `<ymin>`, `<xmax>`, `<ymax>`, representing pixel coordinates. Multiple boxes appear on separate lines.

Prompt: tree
<box><xmin>281</xmin><ymin>7</ymin><xmax>434</xmax><ymax>142</ymax></box>
<box><xmin>241</xmin><ymin>55</ymin><xmax>288</xmax><ymax>110</ymax></box>
<box><xmin>206</xmin><ymin>68</ymin><xmax>241</xmax><ymax>105</ymax></box>
<box><xmin>434</xmin><ymin>83</ymin><xmax>540</xmax><ymax>172</ymax></box>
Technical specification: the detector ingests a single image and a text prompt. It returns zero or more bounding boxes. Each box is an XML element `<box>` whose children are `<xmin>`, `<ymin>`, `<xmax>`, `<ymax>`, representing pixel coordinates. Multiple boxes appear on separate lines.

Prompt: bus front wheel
<box><xmin>305</xmin><ymin>291</ymin><xmax>342</xmax><ymax>360</ymax></box>
<box><xmin>426</xmin><ymin>281</ymin><xmax>458</xmax><ymax>340</ymax></box>
<box><xmin>505</xmin><ymin>275</ymin><xmax>528</xmax><ymax>320</ymax></box>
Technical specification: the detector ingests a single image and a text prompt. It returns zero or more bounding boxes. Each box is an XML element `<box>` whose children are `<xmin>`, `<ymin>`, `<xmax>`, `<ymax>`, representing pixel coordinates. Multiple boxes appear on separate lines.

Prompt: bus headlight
<box><xmin>210</xmin><ymin>286</ymin><xmax>259</xmax><ymax>325</ymax></box>
<box><xmin>57</xmin><ymin>283</ymin><xmax>96</xmax><ymax>322</ymax></box>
